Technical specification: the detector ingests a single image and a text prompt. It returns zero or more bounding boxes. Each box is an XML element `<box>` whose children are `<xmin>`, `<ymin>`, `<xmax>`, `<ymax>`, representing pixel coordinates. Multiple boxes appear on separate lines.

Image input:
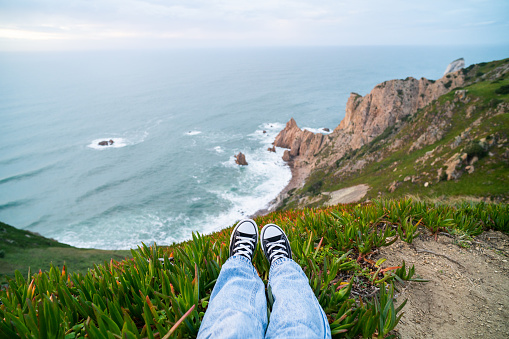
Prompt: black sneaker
<box><xmin>229</xmin><ymin>219</ymin><xmax>258</xmax><ymax>261</ymax></box>
<box><xmin>260</xmin><ymin>224</ymin><xmax>292</xmax><ymax>265</ymax></box>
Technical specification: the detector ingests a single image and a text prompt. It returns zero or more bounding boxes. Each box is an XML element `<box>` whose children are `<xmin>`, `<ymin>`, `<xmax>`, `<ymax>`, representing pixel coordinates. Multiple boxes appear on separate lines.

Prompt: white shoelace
<box><xmin>267</xmin><ymin>239</ymin><xmax>288</xmax><ymax>262</ymax></box>
<box><xmin>234</xmin><ymin>235</ymin><xmax>256</xmax><ymax>257</ymax></box>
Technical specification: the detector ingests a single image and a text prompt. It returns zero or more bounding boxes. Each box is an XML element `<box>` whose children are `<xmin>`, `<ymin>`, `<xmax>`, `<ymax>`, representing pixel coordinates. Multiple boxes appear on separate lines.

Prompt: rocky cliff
<box><xmin>274</xmin><ymin>61</ymin><xmax>466</xmax><ymax>172</ymax></box>
<box><xmin>271</xmin><ymin>58</ymin><xmax>509</xmax><ymax>208</ymax></box>
<box><xmin>273</xmin><ymin>118</ymin><xmax>324</xmax><ymax>163</ymax></box>
<box><xmin>444</xmin><ymin>58</ymin><xmax>465</xmax><ymax>75</ymax></box>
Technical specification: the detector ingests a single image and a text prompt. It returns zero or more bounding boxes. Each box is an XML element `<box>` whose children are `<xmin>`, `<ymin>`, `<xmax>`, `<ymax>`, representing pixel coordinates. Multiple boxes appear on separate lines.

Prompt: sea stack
<box><xmin>98</xmin><ymin>139</ymin><xmax>114</xmax><ymax>146</ymax></box>
<box><xmin>234</xmin><ymin>152</ymin><xmax>248</xmax><ymax>166</ymax></box>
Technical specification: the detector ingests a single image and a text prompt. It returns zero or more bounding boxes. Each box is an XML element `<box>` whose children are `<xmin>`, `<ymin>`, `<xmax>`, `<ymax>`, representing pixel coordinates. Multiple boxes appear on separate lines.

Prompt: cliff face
<box><xmin>332</xmin><ymin>71</ymin><xmax>465</xmax><ymax>152</ymax></box>
<box><xmin>271</xmin><ymin>58</ymin><xmax>509</xmax><ymax>209</ymax></box>
<box><xmin>273</xmin><ymin>118</ymin><xmax>324</xmax><ymax>162</ymax></box>
<box><xmin>274</xmin><ymin>64</ymin><xmax>466</xmax><ymax>169</ymax></box>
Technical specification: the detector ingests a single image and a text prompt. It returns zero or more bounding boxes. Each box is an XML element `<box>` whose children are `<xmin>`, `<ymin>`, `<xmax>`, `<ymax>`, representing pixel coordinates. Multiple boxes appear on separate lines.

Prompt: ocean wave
<box><xmin>57</xmin><ymin>210</ymin><xmax>194</xmax><ymax>249</ymax></box>
<box><xmin>185</xmin><ymin>131</ymin><xmax>202</xmax><ymax>136</ymax></box>
<box><xmin>0</xmin><ymin>164</ymin><xmax>55</xmax><ymax>185</ymax></box>
<box><xmin>302</xmin><ymin>127</ymin><xmax>333</xmax><ymax>134</ymax></box>
<box><xmin>0</xmin><ymin>199</ymin><xmax>33</xmax><ymax>211</ymax></box>
<box><xmin>0</xmin><ymin>154</ymin><xmax>26</xmax><ymax>166</ymax></box>
<box><xmin>75</xmin><ymin>177</ymin><xmax>131</xmax><ymax>203</ymax></box>
<box><xmin>208</xmin><ymin>124</ymin><xmax>291</xmax><ymax>235</ymax></box>
<box><xmin>249</xmin><ymin>122</ymin><xmax>286</xmax><ymax>145</ymax></box>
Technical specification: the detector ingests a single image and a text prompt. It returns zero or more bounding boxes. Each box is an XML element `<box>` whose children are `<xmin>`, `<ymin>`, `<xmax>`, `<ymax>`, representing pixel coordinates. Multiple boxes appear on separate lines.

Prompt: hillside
<box><xmin>0</xmin><ymin>221</ymin><xmax>132</xmax><ymax>283</ymax></box>
<box><xmin>273</xmin><ymin>58</ymin><xmax>509</xmax><ymax>209</ymax></box>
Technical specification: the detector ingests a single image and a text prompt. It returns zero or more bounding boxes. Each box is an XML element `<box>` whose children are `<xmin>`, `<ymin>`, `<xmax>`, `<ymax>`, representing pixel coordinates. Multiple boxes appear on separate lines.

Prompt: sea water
<box><xmin>1</xmin><ymin>46</ymin><xmax>507</xmax><ymax>249</ymax></box>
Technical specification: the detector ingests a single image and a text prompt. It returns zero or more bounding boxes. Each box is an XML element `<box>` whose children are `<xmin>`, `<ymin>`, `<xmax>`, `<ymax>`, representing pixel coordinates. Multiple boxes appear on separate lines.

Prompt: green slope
<box><xmin>0</xmin><ymin>221</ymin><xmax>132</xmax><ymax>281</ymax></box>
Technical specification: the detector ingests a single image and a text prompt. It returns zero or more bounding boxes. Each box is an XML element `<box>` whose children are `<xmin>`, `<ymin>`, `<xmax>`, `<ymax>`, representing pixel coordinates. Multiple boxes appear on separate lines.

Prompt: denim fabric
<box><xmin>197</xmin><ymin>255</ymin><xmax>268</xmax><ymax>339</ymax></box>
<box><xmin>197</xmin><ymin>256</ymin><xmax>331</xmax><ymax>339</ymax></box>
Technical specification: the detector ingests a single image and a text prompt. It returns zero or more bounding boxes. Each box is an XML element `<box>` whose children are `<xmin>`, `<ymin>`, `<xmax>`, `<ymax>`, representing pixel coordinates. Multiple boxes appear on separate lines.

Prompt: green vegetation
<box><xmin>289</xmin><ymin>58</ymin><xmax>509</xmax><ymax>205</ymax></box>
<box><xmin>495</xmin><ymin>84</ymin><xmax>509</xmax><ymax>95</ymax></box>
<box><xmin>1</xmin><ymin>199</ymin><xmax>508</xmax><ymax>338</ymax></box>
<box><xmin>0</xmin><ymin>222</ymin><xmax>132</xmax><ymax>282</ymax></box>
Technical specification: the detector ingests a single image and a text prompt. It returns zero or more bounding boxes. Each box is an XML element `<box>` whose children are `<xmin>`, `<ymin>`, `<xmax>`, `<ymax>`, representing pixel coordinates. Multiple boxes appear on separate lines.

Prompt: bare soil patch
<box><xmin>378</xmin><ymin>231</ymin><xmax>509</xmax><ymax>338</ymax></box>
<box><xmin>324</xmin><ymin>184</ymin><xmax>370</xmax><ymax>205</ymax></box>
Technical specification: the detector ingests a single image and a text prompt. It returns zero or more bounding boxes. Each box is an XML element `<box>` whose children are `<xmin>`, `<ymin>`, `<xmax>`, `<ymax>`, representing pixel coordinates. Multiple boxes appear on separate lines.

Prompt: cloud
<box><xmin>0</xmin><ymin>0</ymin><xmax>507</xmax><ymax>50</ymax></box>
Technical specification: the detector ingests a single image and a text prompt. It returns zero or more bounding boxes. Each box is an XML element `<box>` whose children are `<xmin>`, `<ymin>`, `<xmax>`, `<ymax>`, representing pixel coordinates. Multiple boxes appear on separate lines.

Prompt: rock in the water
<box><xmin>322</xmin><ymin>128</ymin><xmax>330</xmax><ymax>132</ymax></box>
<box><xmin>98</xmin><ymin>139</ymin><xmax>114</xmax><ymax>146</ymax></box>
<box><xmin>267</xmin><ymin>145</ymin><xmax>276</xmax><ymax>152</ymax></box>
<box><xmin>263</xmin><ymin>130</ymin><xmax>267</xmax><ymax>134</ymax></box>
<box><xmin>234</xmin><ymin>152</ymin><xmax>248</xmax><ymax>166</ymax></box>
<box><xmin>444</xmin><ymin>58</ymin><xmax>465</xmax><ymax>75</ymax></box>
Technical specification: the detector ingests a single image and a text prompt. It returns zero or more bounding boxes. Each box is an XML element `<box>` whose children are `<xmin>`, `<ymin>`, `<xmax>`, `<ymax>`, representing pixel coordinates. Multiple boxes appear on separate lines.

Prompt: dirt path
<box><xmin>378</xmin><ymin>230</ymin><xmax>509</xmax><ymax>338</ymax></box>
<box><xmin>324</xmin><ymin>184</ymin><xmax>370</xmax><ymax>205</ymax></box>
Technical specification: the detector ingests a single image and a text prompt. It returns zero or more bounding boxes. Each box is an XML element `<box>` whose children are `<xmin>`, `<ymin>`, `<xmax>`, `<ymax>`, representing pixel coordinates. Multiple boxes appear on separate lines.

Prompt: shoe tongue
<box><xmin>237</xmin><ymin>231</ymin><xmax>256</xmax><ymax>239</ymax></box>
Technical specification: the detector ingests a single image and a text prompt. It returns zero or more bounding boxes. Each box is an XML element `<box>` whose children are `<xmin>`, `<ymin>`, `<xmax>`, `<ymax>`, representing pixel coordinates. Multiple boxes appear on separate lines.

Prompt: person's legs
<box><xmin>261</xmin><ymin>224</ymin><xmax>331</xmax><ymax>339</ymax></box>
<box><xmin>197</xmin><ymin>219</ymin><xmax>267</xmax><ymax>339</ymax></box>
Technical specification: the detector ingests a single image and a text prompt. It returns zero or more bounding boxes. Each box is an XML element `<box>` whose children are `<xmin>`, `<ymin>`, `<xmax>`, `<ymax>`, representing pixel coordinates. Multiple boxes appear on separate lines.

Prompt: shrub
<box><xmin>464</xmin><ymin>140</ymin><xmax>487</xmax><ymax>160</ymax></box>
<box><xmin>495</xmin><ymin>84</ymin><xmax>509</xmax><ymax>95</ymax></box>
<box><xmin>444</xmin><ymin>81</ymin><xmax>453</xmax><ymax>89</ymax></box>
<box><xmin>0</xmin><ymin>249</ymin><xmax>4</xmax><ymax>258</ymax></box>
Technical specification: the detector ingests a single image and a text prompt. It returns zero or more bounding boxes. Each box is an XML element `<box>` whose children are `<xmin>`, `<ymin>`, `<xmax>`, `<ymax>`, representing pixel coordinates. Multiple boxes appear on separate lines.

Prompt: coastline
<box><xmin>251</xmin><ymin>158</ymin><xmax>311</xmax><ymax>217</ymax></box>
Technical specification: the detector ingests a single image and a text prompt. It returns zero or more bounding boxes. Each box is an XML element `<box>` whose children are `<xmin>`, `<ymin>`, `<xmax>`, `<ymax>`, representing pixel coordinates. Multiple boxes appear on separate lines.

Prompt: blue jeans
<box><xmin>197</xmin><ymin>256</ymin><xmax>331</xmax><ymax>339</ymax></box>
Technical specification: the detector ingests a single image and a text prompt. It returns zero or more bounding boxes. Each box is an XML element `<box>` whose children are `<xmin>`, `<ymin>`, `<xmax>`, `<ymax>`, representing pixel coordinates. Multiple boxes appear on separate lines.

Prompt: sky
<box><xmin>0</xmin><ymin>0</ymin><xmax>508</xmax><ymax>51</ymax></box>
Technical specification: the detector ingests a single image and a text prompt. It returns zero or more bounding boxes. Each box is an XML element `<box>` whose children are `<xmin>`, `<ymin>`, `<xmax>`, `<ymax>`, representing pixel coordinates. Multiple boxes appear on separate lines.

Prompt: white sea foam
<box><xmin>185</xmin><ymin>130</ymin><xmax>202</xmax><ymax>136</ymax></box>
<box><xmin>203</xmin><ymin>122</ymin><xmax>291</xmax><ymax>235</ymax></box>
<box><xmin>65</xmin><ymin>122</ymin><xmax>292</xmax><ymax>248</ymax></box>
<box><xmin>302</xmin><ymin>127</ymin><xmax>333</xmax><ymax>134</ymax></box>
<box><xmin>58</xmin><ymin>211</ymin><xmax>194</xmax><ymax>249</ymax></box>
<box><xmin>87</xmin><ymin>128</ymin><xmax>149</xmax><ymax>150</ymax></box>
<box><xmin>87</xmin><ymin>138</ymin><xmax>129</xmax><ymax>150</ymax></box>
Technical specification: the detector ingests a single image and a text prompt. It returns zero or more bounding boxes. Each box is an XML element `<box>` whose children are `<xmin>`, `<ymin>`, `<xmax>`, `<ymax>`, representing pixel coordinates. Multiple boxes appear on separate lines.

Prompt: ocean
<box><xmin>1</xmin><ymin>46</ymin><xmax>508</xmax><ymax>249</ymax></box>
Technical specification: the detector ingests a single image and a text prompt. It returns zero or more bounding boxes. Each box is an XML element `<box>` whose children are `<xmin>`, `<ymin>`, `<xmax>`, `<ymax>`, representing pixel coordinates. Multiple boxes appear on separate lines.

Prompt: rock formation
<box><xmin>267</xmin><ymin>145</ymin><xmax>276</xmax><ymax>152</ymax></box>
<box><xmin>273</xmin><ymin>118</ymin><xmax>325</xmax><ymax>164</ymax></box>
<box><xmin>273</xmin><ymin>60</ymin><xmax>467</xmax><ymax>168</ymax></box>
<box><xmin>234</xmin><ymin>152</ymin><xmax>248</xmax><ymax>166</ymax></box>
<box><xmin>444</xmin><ymin>58</ymin><xmax>465</xmax><ymax>75</ymax></box>
<box><xmin>268</xmin><ymin>58</ymin><xmax>509</xmax><ymax>210</ymax></box>
<box><xmin>98</xmin><ymin>139</ymin><xmax>114</xmax><ymax>146</ymax></box>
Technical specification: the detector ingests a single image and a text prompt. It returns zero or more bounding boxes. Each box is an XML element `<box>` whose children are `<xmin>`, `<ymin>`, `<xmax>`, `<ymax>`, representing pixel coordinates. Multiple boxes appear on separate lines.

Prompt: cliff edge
<box><xmin>272</xmin><ymin>58</ymin><xmax>509</xmax><ymax>209</ymax></box>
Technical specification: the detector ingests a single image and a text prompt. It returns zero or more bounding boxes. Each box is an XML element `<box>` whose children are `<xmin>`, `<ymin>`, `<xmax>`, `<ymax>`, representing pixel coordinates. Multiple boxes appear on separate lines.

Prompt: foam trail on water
<box><xmin>302</xmin><ymin>127</ymin><xmax>333</xmax><ymax>134</ymax></box>
<box><xmin>198</xmin><ymin>122</ymin><xmax>291</xmax><ymax>235</ymax></box>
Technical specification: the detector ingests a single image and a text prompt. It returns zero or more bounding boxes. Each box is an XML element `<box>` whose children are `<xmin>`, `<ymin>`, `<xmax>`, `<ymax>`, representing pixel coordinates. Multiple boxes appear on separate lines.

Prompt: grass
<box><xmin>1</xmin><ymin>199</ymin><xmax>508</xmax><ymax>338</ymax></box>
<box><xmin>0</xmin><ymin>222</ymin><xmax>132</xmax><ymax>282</ymax></box>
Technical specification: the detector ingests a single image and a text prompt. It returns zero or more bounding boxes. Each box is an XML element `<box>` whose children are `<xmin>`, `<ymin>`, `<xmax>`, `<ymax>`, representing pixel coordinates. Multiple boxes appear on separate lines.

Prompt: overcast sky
<box><xmin>0</xmin><ymin>0</ymin><xmax>508</xmax><ymax>51</ymax></box>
